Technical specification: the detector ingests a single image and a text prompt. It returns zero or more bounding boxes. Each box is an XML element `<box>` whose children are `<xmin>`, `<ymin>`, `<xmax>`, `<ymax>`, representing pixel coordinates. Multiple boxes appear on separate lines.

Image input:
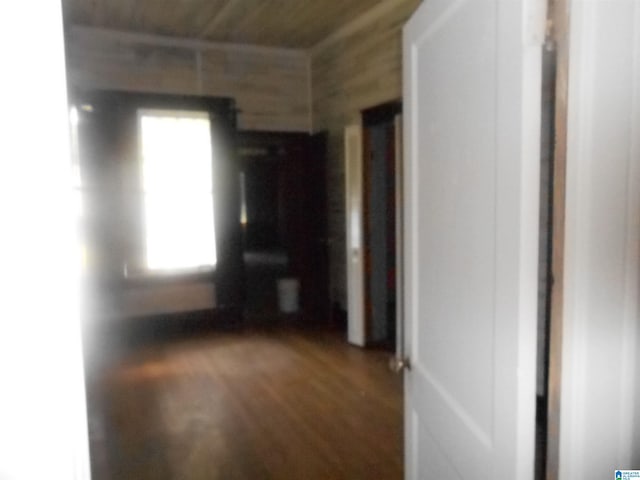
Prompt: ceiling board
<box><xmin>63</xmin><ymin>0</ymin><xmax>387</xmax><ymax>48</ymax></box>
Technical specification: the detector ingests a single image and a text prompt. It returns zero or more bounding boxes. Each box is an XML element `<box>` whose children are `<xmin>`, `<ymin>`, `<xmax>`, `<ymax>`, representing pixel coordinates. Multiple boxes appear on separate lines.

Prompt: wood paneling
<box><xmin>120</xmin><ymin>282</ymin><xmax>216</xmax><ymax>318</ymax></box>
<box><xmin>66</xmin><ymin>27</ymin><xmax>310</xmax><ymax>132</ymax></box>
<box><xmin>63</xmin><ymin>0</ymin><xmax>387</xmax><ymax>48</ymax></box>
<box><xmin>87</xmin><ymin>326</ymin><xmax>403</xmax><ymax>479</ymax></box>
<box><xmin>310</xmin><ymin>0</ymin><xmax>420</xmax><ymax>307</ymax></box>
<box><xmin>64</xmin><ymin>0</ymin><xmax>423</xmax><ymax>305</ymax></box>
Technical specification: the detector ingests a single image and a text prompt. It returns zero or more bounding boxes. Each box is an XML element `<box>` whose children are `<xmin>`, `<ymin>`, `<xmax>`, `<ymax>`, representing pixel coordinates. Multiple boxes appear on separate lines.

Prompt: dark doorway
<box><xmin>362</xmin><ymin>101</ymin><xmax>402</xmax><ymax>350</ymax></box>
<box><xmin>237</xmin><ymin>131</ymin><xmax>330</xmax><ymax>323</ymax></box>
<box><xmin>535</xmin><ymin>43</ymin><xmax>558</xmax><ymax>480</ymax></box>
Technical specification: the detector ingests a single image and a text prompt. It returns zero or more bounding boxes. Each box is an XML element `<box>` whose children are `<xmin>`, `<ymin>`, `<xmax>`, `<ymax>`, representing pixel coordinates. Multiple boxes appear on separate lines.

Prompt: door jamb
<box><xmin>545</xmin><ymin>0</ymin><xmax>570</xmax><ymax>478</ymax></box>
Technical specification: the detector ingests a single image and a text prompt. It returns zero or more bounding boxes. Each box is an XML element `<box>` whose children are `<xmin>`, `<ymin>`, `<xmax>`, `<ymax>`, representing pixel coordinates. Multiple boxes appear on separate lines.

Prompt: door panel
<box><xmin>403</xmin><ymin>0</ymin><xmax>545</xmax><ymax>478</ymax></box>
<box><xmin>417</xmin><ymin>420</ymin><xmax>462</xmax><ymax>479</ymax></box>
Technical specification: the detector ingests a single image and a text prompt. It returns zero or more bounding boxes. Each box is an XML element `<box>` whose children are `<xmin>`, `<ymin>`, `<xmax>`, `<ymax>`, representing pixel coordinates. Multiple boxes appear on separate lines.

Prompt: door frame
<box><xmin>551</xmin><ymin>0</ymin><xmax>640</xmax><ymax>476</ymax></box>
<box><xmin>544</xmin><ymin>0</ymin><xmax>569</xmax><ymax>477</ymax></box>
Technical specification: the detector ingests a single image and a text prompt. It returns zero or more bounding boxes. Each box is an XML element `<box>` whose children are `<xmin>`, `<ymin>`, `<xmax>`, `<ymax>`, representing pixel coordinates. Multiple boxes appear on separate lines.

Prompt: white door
<box><xmin>402</xmin><ymin>0</ymin><xmax>545</xmax><ymax>478</ymax></box>
<box><xmin>345</xmin><ymin>124</ymin><xmax>365</xmax><ymax>346</ymax></box>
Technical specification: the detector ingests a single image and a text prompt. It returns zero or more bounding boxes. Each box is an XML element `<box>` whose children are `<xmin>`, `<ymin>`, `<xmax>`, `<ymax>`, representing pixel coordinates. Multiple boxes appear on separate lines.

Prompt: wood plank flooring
<box><xmin>86</xmin><ymin>324</ymin><xmax>403</xmax><ymax>480</ymax></box>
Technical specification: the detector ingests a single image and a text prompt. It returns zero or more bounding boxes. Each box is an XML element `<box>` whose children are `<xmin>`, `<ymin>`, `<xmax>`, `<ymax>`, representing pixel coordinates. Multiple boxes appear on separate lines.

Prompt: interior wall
<box><xmin>310</xmin><ymin>0</ymin><xmax>421</xmax><ymax>307</ymax></box>
<box><xmin>65</xmin><ymin>27</ymin><xmax>309</xmax><ymax>319</ymax></box>
<box><xmin>67</xmin><ymin>2</ymin><xmax>422</xmax><ymax>311</ymax></box>
<box><xmin>65</xmin><ymin>26</ymin><xmax>310</xmax><ymax>132</ymax></box>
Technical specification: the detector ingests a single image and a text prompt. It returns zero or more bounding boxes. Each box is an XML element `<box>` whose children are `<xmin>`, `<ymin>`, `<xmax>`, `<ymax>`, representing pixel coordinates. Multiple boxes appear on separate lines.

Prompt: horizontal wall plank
<box><xmin>66</xmin><ymin>27</ymin><xmax>310</xmax><ymax>132</ymax></box>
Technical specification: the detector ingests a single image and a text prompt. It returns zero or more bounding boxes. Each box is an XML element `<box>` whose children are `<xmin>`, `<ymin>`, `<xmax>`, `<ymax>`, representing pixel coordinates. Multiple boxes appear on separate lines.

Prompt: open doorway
<box><xmin>534</xmin><ymin>43</ymin><xmax>558</xmax><ymax>480</ymax></box>
<box><xmin>237</xmin><ymin>131</ymin><xmax>331</xmax><ymax>323</ymax></box>
<box><xmin>361</xmin><ymin>102</ymin><xmax>402</xmax><ymax>351</ymax></box>
<box><xmin>61</xmin><ymin>0</ymin><xmax>416</xmax><ymax>478</ymax></box>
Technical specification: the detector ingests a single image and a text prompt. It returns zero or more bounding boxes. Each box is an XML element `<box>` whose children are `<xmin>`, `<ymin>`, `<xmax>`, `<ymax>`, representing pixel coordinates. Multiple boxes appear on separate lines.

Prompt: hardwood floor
<box><xmin>86</xmin><ymin>322</ymin><xmax>403</xmax><ymax>480</ymax></box>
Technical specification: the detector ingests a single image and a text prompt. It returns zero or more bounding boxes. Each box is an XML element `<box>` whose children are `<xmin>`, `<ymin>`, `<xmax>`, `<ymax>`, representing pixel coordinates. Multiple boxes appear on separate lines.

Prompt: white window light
<box><xmin>138</xmin><ymin>109</ymin><xmax>217</xmax><ymax>271</ymax></box>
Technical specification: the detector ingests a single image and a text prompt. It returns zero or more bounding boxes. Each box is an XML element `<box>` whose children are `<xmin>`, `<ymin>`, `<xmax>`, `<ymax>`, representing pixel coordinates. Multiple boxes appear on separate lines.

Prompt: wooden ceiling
<box><xmin>63</xmin><ymin>0</ymin><xmax>387</xmax><ymax>48</ymax></box>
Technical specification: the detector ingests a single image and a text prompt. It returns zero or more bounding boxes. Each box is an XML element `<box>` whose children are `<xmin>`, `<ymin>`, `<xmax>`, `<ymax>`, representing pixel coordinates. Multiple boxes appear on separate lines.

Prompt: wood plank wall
<box><xmin>310</xmin><ymin>0</ymin><xmax>420</xmax><ymax>307</ymax></box>
<box><xmin>65</xmin><ymin>27</ymin><xmax>310</xmax><ymax>132</ymax></box>
<box><xmin>65</xmin><ymin>1</ymin><xmax>422</xmax><ymax>311</ymax></box>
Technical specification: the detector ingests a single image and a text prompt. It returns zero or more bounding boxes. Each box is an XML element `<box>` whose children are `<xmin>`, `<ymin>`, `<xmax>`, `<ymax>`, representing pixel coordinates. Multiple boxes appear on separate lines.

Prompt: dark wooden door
<box><xmin>237</xmin><ymin>131</ymin><xmax>329</xmax><ymax>320</ymax></box>
<box><xmin>303</xmin><ymin>132</ymin><xmax>330</xmax><ymax>321</ymax></box>
<box><xmin>276</xmin><ymin>131</ymin><xmax>330</xmax><ymax>321</ymax></box>
<box><xmin>362</xmin><ymin>102</ymin><xmax>401</xmax><ymax>348</ymax></box>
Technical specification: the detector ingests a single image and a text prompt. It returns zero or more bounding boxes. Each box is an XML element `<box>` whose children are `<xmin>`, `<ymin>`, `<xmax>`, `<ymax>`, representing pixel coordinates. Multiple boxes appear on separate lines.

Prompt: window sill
<box><xmin>124</xmin><ymin>266</ymin><xmax>216</xmax><ymax>287</ymax></box>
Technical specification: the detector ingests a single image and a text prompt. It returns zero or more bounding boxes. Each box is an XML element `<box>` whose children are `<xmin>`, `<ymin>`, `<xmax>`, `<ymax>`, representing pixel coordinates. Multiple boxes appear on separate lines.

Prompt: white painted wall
<box><xmin>560</xmin><ymin>0</ymin><xmax>640</xmax><ymax>475</ymax></box>
<box><xmin>0</xmin><ymin>2</ymin><xmax>90</xmax><ymax>479</ymax></box>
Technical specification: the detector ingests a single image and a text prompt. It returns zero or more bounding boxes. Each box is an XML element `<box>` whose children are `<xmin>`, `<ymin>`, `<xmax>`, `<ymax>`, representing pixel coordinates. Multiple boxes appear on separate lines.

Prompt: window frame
<box><xmin>68</xmin><ymin>90</ymin><xmax>239</xmax><ymax>288</ymax></box>
<box><xmin>137</xmin><ymin>108</ymin><xmax>217</xmax><ymax>274</ymax></box>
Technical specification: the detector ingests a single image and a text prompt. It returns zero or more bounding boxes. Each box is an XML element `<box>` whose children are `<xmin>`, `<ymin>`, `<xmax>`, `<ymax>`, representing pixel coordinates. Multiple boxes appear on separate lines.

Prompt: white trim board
<box><xmin>559</xmin><ymin>0</ymin><xmax>640</xmax><ymax>476</ymax></box>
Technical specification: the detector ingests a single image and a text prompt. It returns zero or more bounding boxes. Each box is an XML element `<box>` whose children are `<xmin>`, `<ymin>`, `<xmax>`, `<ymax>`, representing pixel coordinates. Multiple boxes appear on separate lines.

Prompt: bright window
<box><xmin>139</xmin><ymin>109</ymin><xmax>216</xmax><ymax>271</ymax></box>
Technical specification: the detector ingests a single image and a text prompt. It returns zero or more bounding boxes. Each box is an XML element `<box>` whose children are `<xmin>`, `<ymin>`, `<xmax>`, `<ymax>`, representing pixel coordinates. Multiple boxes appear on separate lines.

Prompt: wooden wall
<box><xmin>310</xmin><ymin>0</ymin><xmax>420</xmax><ymax>307</ymax></box>
<box><xmin>66</xmin><ymin>0</ymin><xmax>423</xmax><ymax>310</ymax></box>
<box><xmin>65</xmin><ymin>27</ymin><xmax>310</xmax><ymax>132</ymax></box>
